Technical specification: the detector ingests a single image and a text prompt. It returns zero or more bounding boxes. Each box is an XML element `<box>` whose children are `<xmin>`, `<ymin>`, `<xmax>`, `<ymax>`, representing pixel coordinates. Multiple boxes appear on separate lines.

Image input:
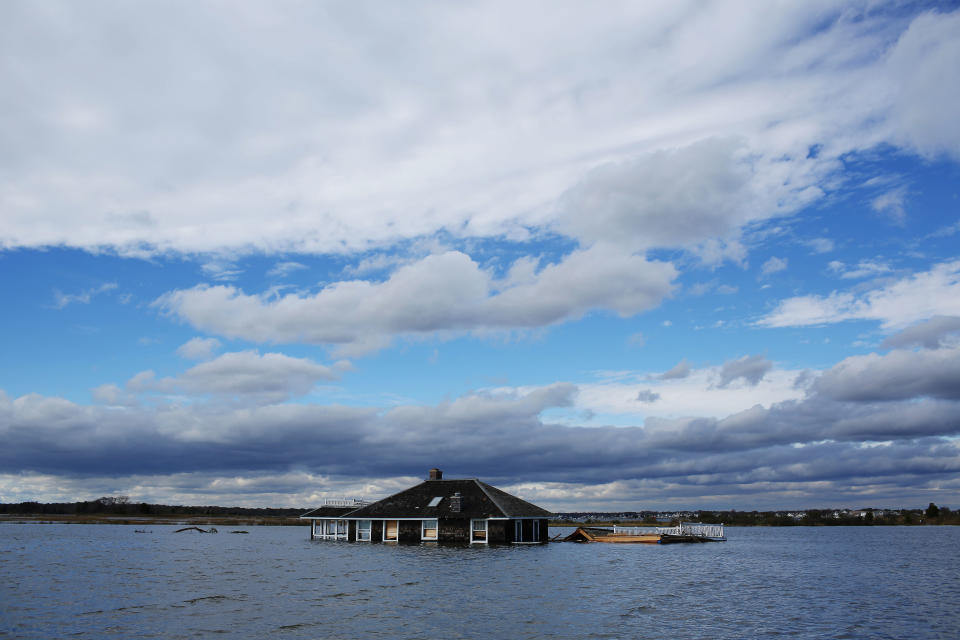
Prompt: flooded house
<box><xmin>301</xmin><ymin>469</ymin><xmax>553</xmax><ymax>544</ymax></box>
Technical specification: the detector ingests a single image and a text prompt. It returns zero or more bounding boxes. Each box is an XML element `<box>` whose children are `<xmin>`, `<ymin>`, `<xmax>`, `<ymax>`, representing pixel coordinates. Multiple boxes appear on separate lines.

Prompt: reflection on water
<box><xmin>2</xmin><ymin>524</ymin><xmax>959</xmax><ymax>639</ymax></box>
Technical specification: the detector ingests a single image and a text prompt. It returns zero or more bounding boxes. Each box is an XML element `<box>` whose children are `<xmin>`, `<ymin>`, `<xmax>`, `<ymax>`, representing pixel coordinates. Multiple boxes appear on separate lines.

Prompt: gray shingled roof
<box><xmin>316</xmin><ymin>478</ymin><xmax>552</xmax><ymax>519</ymax></box>
<box><xmin>300</xmin><ymin>505</ymin><xmax>360</xmax><ymax>518</ymax></box>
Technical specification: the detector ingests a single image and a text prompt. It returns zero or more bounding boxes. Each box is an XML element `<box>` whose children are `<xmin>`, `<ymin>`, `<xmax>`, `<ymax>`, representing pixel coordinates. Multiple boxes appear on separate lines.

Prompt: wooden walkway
<box><xmin>562</xmin><ymin>522</ymin><xmax>725</xmax><ymax>544</ymax></box>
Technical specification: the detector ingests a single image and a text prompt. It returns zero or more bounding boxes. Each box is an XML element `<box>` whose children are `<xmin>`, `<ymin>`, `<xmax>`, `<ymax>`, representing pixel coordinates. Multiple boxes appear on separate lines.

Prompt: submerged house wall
<box><xmin>398</xmin><ymin>520</ymin><xmax>420</xmax><ymax>542</ymax></box>
<box><xmin>439</xmin><ymin>517</ymin><xmax>470</xmax><ymax>543</ymax></box>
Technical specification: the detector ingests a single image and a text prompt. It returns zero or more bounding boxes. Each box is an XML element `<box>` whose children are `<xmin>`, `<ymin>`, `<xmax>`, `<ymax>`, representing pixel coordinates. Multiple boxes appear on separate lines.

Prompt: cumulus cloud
<box><xmin>885</xmin><ymin>10</ymin><xmax>960</xmax><ymax>160</ymax></box>
<box><xmin>659</xmin><ymin>359</ymin><xmax>692</xmax><ymax>380</ymax></box>
<box><xmin>104</xmin><ymin>351</ymin><xmax>350</xmax><ymax>405</ymax></box>
<box><xmin>4</xmin><ymin>366</ymin><xmax>960</xmax><ymax>508</ymax></box>
<box><xmin>178</xmin><ymin>351</ymin><xmax>349</xmax><ymax>400</ymax></box>
<box><xmin>881</xmin><ymin>316</ymin><xmax>960</xmax><ymax>350</ymax></box>
<box><xmin>759</xmin><ymin>261</ymin><xmax>960</xmax><ymax>329</ymax></box>
<box><xmin>635</xmin><ymin>390</ymin><xmax>661</xmax><ymax>403</ymax></box>
<box><xmin>176</xmin><ymin>337</ymin><xmax>221</xmax><ymax>361</ymax></box>
<box><xmin>156</xmin><ymin>248</ymin><xmax>677</xmax><ymax>353</ymax></box>
<box><xmin>578</xmin><ymin>363</ymin><xmax>805</xmax><ymax>422</ymax></box>
<box><xmin>717</xmin><ymin>354</ymin><xmax>773</xmax><ymax>388</ymax></box>
<box><xmin>557</xmin><ymin>138</ymin><xmax>763</xmax><ymax>254</ymax></box>
<box><xmin>813</xmin><ymin>347</ymin><xmax>960</xmax><ymax>402</ymax></box>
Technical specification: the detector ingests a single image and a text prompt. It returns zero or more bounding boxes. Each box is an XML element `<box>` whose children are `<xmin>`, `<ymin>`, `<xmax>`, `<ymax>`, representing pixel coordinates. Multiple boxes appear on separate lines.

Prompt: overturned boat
<box><xmin>563</xmin><ymin>522</ymin><xmax>725</xmax><ymax>544</ymax></box>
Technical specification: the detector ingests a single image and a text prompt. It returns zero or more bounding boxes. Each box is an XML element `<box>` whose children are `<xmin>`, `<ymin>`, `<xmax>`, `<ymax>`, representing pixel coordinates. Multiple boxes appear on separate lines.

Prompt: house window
<box><xmin>532</xmin><ymin>520</ymin><xmax>540</xmax><ymax>542</ymax></box>
<box><xmin>515</xmin><ymin>520</ymin><xmax>522</xmax><ymax>542</ymax></box>
<box><xmin>384</xmin><ymin>520</ymin><xmax>398</xmax><ymax>542</ymax></box>
<box><xmin>422</xmin><ymin>519</ymin><xmax>438</xmax><ymax>540</ymax></box>
<box><xmin>428</xmin><ymin>496</ymin><xmax>442</xmax><ymax>507</ymax></box>
<box><xmin>471</xmin><ymin>519</ymin><xmax>487</xmax><ymax>543</ymax></box>
<box><xmin>357</xmin><ymin>520</ymin><xmax>371</xmax><ymax>541</ymax></box>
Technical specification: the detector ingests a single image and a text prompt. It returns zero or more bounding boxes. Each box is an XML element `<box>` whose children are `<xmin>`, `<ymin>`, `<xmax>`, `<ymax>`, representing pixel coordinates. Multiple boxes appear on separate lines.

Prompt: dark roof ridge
<box><xmin>473</xmin><ymin>479</ymin><xmax>509</xmax><ymax>516</ymax></box>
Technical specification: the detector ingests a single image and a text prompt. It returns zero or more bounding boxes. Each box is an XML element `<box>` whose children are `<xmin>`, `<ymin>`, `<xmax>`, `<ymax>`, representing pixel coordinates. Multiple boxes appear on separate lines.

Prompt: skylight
<box><xmin>428</xmin><ymin>496</ymin><xmax>442</xmax><ymax>507</ymax></box>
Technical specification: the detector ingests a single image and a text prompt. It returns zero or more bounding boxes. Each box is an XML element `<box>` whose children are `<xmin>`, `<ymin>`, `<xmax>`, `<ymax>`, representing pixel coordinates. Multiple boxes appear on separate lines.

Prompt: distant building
<box><xmin>301</xmin><ymin>469</ymin><xmax>553</xmax><ymax>544</ymax></box>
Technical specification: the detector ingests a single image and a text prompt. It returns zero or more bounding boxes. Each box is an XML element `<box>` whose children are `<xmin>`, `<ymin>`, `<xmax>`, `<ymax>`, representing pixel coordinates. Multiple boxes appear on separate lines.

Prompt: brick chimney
<box><xmin>428</xmin><ymin>468</ymin><xmax>443</xmax><ymax>481</ymax></box>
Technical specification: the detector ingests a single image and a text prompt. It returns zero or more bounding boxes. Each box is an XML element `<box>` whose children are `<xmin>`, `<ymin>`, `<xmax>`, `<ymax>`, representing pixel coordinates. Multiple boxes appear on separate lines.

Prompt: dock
<box><xmin>562</xmin><ymin>522</ymin><xmax>725</xmax><ymax>544</ymax></box>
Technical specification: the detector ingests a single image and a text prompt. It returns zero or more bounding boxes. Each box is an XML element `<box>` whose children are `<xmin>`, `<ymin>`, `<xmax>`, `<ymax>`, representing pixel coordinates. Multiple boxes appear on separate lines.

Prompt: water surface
<box><xmin>2</xmin><ymin>524</ymin><xmax>958</xmax><ymax>639</ymax></box>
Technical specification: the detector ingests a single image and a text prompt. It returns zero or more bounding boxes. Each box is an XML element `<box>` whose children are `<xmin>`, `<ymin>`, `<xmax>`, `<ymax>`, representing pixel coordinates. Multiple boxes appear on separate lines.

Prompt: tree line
<box><xmin>690</xmin><ymin>504</ymin><xmax>957</xmax><ymax>526</ymax></box>
<box><xmin>4</xmin><ymin>498</ymin><xmax>957</xmax><ymax>525</ymax></box>
<box><xmin>0</xmin><ymin>496</ymin><xmax>305</xmax><ymax>518</ymax></box>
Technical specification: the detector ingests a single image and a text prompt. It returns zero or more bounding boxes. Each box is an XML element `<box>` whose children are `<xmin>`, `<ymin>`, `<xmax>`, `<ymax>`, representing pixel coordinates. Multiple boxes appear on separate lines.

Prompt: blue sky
<box><xmin>2</xmin><ymin>1</ymin><xmax>960</xmax><ymax>510</ymax></box>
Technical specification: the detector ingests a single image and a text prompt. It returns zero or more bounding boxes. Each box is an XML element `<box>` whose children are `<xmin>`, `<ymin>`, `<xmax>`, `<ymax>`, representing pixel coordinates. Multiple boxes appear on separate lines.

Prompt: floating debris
<box><xmin>562</xmin><ymin>522</ymin><xmax>725</xmax><ymax>544</ymax></box>
<box><xmin>174</xmin><ymin>526</ymin><xmax>218</xmax><ymax>533</ymax></box>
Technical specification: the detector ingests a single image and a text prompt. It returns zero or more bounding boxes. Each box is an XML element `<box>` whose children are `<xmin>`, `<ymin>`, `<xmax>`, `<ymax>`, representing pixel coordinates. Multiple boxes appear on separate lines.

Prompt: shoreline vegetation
<box><xmin>1</xmin><ymin>497</ymin><xmax>956</xmax><ymax>527</ymax></box>
<box><xmin>0</xmin><ymin>496</ymin><xmax>305</xmax><ymax>526</ymax></box>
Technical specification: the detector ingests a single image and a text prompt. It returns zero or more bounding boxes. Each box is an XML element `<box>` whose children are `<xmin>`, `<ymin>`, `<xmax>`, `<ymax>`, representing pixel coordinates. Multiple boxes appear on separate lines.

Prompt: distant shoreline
<box><xmin>0</xmin><ymin>514</ymin><xmax>306</xmax><ymax>526</ymax></box>
<box><xmin>3</xmin><ymin>515</ymin><xmax>956</xmax><ymax>527</ymax></box>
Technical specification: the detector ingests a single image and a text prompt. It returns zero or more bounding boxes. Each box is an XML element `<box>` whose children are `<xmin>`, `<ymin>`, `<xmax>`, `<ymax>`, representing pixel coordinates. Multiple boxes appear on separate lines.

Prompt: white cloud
<box><xmin>5</xmin><ymin>362</ymin><xmax>960</xmax><ymax>509</ymax></box>
<box><xmin>157</xmin><ymin>247</ymin><xmax>677</xmax><ymax>353</ymax></box>
<box><xmin>761</xmin><ymin>257</ymin><xmax>788</xmax><ymax>276</ymax></box>
<box><xmin>759</xmin><ymin>261</ymin><xmax>960</xmax><ymax>330</ymax></box>
<box><xmin>881</xmin><ymin>316</ymin><xmax>960</xmax><ymax>350</ymax></box>
<box><xmin>576</xmin><ymin>359</ymin><xmax>802</xmax><ymax>422</ymax></box>
<box><xmin>717</xmin><ymin>354</ymin><xmax>773</xmax><ymax>388</ymax></box>
<box><xmin>0</xmin><ymin>4</ymin><xmax>953</xmax><ymax>260</ymax></box>
<box><xmin>200</xmin><ymin>260</ymin><xmax>242</xmax><ymax>281</ymax></box>
<box><xmin>804</xmin><ymin>237</ymin><xmax>835</xmax><ymax>254</ymax></box>
<box><xmin>828</xmin><ymin>260</ymin><xmax>892</xmax><ymax>280</ymax></box>
<box><xmin>814</xmin><ymin>346</ymin><xmax>960</xmax><ymax>402</ymax></box>
<box><xmin>659</xmin><ymin>359</ymin><xmax>691</xmax><ymax>380</ymax></box>
<box><xmin>556</xmin><ymin>138</ymin><xmax>762</xmax><ymax>254</ymax></box>
<box><xmin>267</xmin><ymin>261</ymin><xmax>308</xmax><ymax>278</ymax></box>
<box><xmin>689</xmin><ymin>280</ymin><xmax>739</xmax><ymax>297</ymax></box>
<box><xmin>871</xmin><ymin>187</ymin><xmax>907</xmax><ymax>223</ymax></box>
<box><xmin>91</xmin><ymin>383</ymin><xmax>138</xmax><ymax>407</ymax></box>
<box><xmin>885</xmin><ymin>10</ymin><xmax>960</xmax><ymax>160</ymax></box>
<box><xmin>116</xmin><ymin>351</ymin><xmax>350</xmax><ymax>404</ymax></box>
<box><xmin>635</xmin><ymin>389</ymin><xmax>660</xmax><ymax>403</ymax></box>
<box><xmin>177</xmin><ymin>351</ymin><xmax>348</xmax><ymax>400</ymax></box>
<box><xmin>176</xmin><ymin>337</ymin><xmax>221</xmax><ymax>361</ymax></box>
<box><xmin>52</xmin><ymin>282</ymin><xmax>117</xmax><ymax>309</ymax></box>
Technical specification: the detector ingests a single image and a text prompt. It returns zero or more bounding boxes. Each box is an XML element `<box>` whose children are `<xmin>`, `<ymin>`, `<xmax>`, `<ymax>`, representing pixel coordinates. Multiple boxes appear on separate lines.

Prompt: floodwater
<box><xmin>2</xmin><ymin>524</ymin><xmax>958</xmax><ymax>639</ymax></box>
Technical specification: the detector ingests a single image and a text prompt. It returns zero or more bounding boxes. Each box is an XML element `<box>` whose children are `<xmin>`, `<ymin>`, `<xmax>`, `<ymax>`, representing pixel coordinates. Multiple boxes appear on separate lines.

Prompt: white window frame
<box><xmin>357</xmin><ymin>520</ymin><xmax>371</xmax><ymax>542</ymax></box>
<box><xmin>315</xmin><ymin>518</ymin><xmax>349</xmax><ymax>540</ymax></box>
<box><xmin>421</xmin><ymin>519</ymin><xmax>438</xmax><ymax>541</ymax></box>
<box><xmin>383</xmin><ymin>519</ymin><xmax>399</xmax><ymax>542</ymax></box>
<box><xmin>470</xmin><ymin>518</ymin><xmax>488</xmax><ymax>544</ymax></box>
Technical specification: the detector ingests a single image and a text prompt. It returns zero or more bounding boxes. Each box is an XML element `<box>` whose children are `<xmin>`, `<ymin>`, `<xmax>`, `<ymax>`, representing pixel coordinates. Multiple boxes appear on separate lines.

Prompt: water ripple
<box><xmin>2</xmin><ymin>524</ymin><xmax>959</xmax><ymax>639</ymax></box>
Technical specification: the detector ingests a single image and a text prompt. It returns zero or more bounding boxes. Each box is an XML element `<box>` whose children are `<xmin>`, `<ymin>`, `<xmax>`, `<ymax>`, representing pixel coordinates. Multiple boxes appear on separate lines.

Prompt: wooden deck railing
<box><xmin>612</xmin><ymin>522</ymin><xmax>724</xmax><ymax>539</ymax></box>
